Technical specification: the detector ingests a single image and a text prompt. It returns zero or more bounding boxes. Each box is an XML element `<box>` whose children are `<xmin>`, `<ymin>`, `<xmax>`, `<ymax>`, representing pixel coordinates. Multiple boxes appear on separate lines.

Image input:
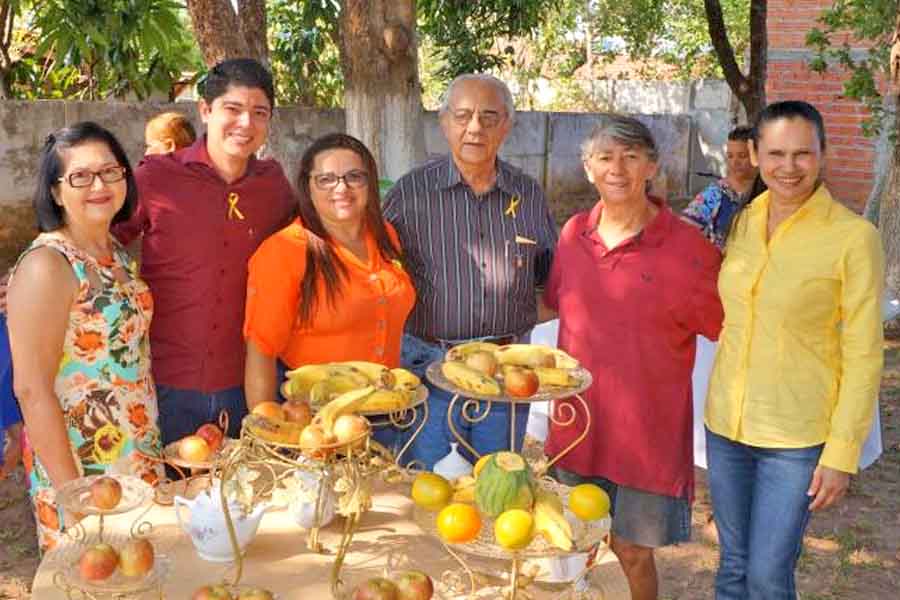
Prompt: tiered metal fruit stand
<box><xmin>50</xmin><ymin>474</ymin><xmax>169</xmax><ymax>599</ymax></box>
<box><xmin>419</xmin><ymin>361</ymin><xmax>610</xmax><ymax>600</ymax></box>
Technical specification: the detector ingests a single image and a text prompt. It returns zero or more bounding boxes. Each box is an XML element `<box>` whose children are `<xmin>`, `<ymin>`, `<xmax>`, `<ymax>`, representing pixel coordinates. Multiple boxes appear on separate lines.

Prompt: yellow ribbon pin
<box><xmin>505</xmin><ymin>195</ymin><xmax>520</xmax><ymax>218</ymax></box>
<box><xmin>227</xmin><ymin>192</ymin><xmax>245</xmax><ymax>221</ymax></box>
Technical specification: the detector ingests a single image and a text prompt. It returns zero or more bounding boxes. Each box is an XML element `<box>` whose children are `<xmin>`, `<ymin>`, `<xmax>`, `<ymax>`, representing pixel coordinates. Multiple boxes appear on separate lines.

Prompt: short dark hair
<box><xmin>753</xmin><ymin>100</ymin><xmax>826</xmax><ymax>151</ymax></box>
<box><xmin>294</xmin><ymin>133</ymin><xmax>401</xmax><ymax>326</ymax></box>
<box><xmin>202</xmin><ymin>58</ymin><xmax>275</xmax><ymax>109</ymax></box>
<box><xmin>34</xmin><ymin>121</ymin><xmax>137</xmax><ymax>232</ymax></box>
<box><xmin>728</xmin><ymin>125</ymin><xmax>754</xmax><ymax>142</ymax></box>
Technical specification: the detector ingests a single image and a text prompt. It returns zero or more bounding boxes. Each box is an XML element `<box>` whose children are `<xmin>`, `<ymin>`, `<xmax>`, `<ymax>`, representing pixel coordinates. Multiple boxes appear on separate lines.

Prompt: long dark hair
<box><xmin>294</xmin><ymin>133</ymin><xmax>401</xmax><ymax>326</ymax></box>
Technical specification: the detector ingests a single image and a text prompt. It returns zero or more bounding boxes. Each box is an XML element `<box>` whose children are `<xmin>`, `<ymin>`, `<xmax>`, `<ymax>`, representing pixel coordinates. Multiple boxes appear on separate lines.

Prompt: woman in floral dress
<box><xmin>7</xmin><ymin>122</ymin><xmax>162</xmax><ymax>552</ymax></box>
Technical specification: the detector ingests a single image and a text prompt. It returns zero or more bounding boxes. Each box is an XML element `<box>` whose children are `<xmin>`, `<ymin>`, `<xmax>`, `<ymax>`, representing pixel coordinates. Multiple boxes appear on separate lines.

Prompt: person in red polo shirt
<box><xmin>114</xmin><ymin>59</ymin><xmax>295</xmax><ymax>444</ymax></box>
<box><xmin>540</xmin><ymin>115</ymin><xmax>723</xmax><ymax>600</ymax></box>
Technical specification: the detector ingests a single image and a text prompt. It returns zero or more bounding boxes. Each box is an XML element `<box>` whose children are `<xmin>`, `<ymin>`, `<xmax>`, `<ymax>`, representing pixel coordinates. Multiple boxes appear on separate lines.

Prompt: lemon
<box><xmin>411</xmin><ymin>472</ymin><xmax>453</xmax><ymax>511</ymax></box>
<box><xmin>493</xmin><ymin>509</ymin><xmax>535</xmax><ymax>550</ymax></box>
<box><xmin>568</xmin><ymin>484</ymin><xmax>611</xmax><ymax>521</ymax></box>
<box><xmin>473</xmin><ymin>453</ymin><xmax>494</xmax><ymax>478</ymax></box>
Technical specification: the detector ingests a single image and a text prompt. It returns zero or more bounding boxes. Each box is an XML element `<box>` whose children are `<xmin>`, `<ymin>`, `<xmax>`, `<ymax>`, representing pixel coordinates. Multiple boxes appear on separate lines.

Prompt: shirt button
<box><xmin>369</xmin><ymin>273</ymin><xmax>378</xmax><ymax>281</ymax></box>
<box><xmin>377</xmin><ymin>320</ymin><xmax>386</xmax><ymax>330</ymax></box>
<box><xmin>377</xmin><ymin>297</ymin><xmax>387</xmax><ymax>305</ymax></box>
<box><xmin>374</xmin><ymin>347</ymin><xmax>384</xmax><ymax>357</ymax></box>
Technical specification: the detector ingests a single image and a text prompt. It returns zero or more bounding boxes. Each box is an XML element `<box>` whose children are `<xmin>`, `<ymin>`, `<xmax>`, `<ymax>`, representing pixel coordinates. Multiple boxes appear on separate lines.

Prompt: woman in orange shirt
<box><xmin>243</xmin><ymin>133</ymin><xmax>415</xmax><ymax>409</ymax></box>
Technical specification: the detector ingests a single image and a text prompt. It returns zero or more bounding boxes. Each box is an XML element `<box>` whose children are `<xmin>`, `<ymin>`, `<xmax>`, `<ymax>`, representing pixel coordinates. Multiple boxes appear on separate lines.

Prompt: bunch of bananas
<box><xmin>440</xmin><ymin>343</ymin><xmax>581</xmax><ymax>398</ymax></box>
<box><xmin>282</xmin><ymin>360</ymin><xmax>421</xmax><ymax>414</ymax></box>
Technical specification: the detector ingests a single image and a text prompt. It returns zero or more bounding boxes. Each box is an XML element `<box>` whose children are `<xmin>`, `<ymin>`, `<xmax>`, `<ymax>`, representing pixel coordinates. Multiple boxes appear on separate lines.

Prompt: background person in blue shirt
<box><xmin>0</xmin><ymin>312</ymin><xmax>22</xmax><ymax>480</ymax></box>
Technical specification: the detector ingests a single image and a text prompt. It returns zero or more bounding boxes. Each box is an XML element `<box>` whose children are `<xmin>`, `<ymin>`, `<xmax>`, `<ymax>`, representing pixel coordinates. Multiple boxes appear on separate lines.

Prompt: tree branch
<box><xmin>704</xmin><ymin>0</ymin><xmax>750</xmax><ymax>109</ymax></box>
<box><xmin>747</xmin><ymin>0</ymin><xmax>768</xmax><ymax>119</ymax></box>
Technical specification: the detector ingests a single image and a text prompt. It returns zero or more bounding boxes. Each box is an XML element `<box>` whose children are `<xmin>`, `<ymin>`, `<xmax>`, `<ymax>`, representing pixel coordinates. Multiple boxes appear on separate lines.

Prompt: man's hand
<box><xmin>807</xmin><ymin>465</ymin><xmax>850</xmax><ymax>511</ymax></box>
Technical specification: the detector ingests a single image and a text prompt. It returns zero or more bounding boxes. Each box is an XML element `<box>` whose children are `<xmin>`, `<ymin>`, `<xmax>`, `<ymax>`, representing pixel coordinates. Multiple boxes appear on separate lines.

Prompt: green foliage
<box><xmin>806</xmin><ymin>0</ymin><xmax>898</xmax><ymax>137</ymax></box>
<box><xmin>268</xmin><ymin>0</ymin><xmax>343</xmax><ymax>107</ymax></box>
<box><xmin>418</xmin><ymin>0</ymin><xmax>547</xmax><ymax>82</ymax></box>
<box><xmin>588</xmin><ymin>0</ymin><xmax>750</xmax><ymax>79</ymax></box>
<box><xmin>27</xmin><ymin>0</ymin><xmax>200</xmax><ymax>100</ymax></box>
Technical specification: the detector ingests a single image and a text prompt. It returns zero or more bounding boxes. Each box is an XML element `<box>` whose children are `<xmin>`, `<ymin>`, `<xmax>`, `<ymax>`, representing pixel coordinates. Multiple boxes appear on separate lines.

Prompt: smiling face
<box><xmin>53</xmin><ymin>140</ymin><xmax>127</xmax><ymax>229</ymax></box>
<box><xmin>199</xmin><ymin>84</ymin><xmax>271</xmax><ymax>167</ymax></box>
<box><xmin>440</xmin><ymin>79</ymin><xmax>511</xmax><ymax>170</ymax></box>
<box><xmin>308</xmin><ymin>148</ymin><xmax>370</xmax><ymax>227</ymax></box>
<box><xmin>583</xmin><ymin>137</ymin><xmax>658</xmax><ymax>206</ymax></box>
<box><xmin>751</xmin><ymin>117</ymin><xmax>823</xmax><ymax>205</ymax></box>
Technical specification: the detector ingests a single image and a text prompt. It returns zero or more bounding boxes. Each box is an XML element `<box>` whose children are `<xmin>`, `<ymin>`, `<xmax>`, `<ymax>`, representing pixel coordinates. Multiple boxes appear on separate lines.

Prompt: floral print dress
<box><xmin>14</xmin><ymin>233</ymin><xmax>163</xmax><ymax>552</ymax></box>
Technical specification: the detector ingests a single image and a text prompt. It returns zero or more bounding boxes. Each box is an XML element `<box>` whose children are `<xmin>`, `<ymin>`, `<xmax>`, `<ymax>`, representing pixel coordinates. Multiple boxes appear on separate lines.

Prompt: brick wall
<box><xmin>767</xmin><ymin>0</ymin><xmax>878</xmax><ymax>212</ymax></box>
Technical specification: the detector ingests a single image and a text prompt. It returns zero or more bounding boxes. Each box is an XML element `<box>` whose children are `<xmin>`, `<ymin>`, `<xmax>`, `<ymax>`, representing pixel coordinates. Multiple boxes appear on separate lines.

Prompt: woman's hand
<box><xmin>807</xmin><ymin>465</ymin><xmax>850</xmax><ymax>511</ymax></box>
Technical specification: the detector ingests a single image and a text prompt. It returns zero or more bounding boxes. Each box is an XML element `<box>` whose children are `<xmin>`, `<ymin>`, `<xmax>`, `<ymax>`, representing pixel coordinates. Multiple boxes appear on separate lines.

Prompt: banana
<box><xmin>338</xmin><ymin>361</ymin><xmax>395</xmax><ymax>388</ymax></box>
<box><xmin>494</xmin><ymin>344</ymin><xmax>557</xmax><ymax>368</ymax></box>
<box><xmin>532</xmin><ymin>366</ymin><xmax>580</xmax><ymax>388</ymax></box>
<box><xmin>285</xmin><ymin>363</ymin><xmax>370</xmax><ymax>394</ymax></box>
<box><xmin>444</xmin><ymin>341</ymin><xmax>501</xmax><ymax>362</ymax></box>
<box><xmin>244</xmin><ymin>414</ymin><xmax>303</xmax><ymax>446</ymax></box>
<box><xmin>308</xmin><ymin>374</ymin><xmax>368</xmax><ymax>408</ymax></box>
<box><xmin>549</xmin><ymin>349</ymin><xmax>579</xmax><ymax>370</ymax></box>
<box><xmin>390</xmin><ymin>368</ymin><xmax>421</xmax><ymax>392</ymax></box>
<box><xmin>451</xmin><ymin>476</ymin><xmax>477</xmax><ymax>503</ymax></box>
<box><xmin>315</xmin><ymin>385</ymin><xmax>376</xmax><ymax>432</ymax></box>
<box><xmin>358</xmin><ymin>389</ymin><xmax>411</xmax><ymax>413</ymax></box>
<box><xmin>533</xmin><ymin>488</ymin><xmax>574</xmax><ymax>551</ymax></box>
<box><xmin>441</xmin><ymin>361</ymin><xmax>501</xmax><ymax>396</ymax></box>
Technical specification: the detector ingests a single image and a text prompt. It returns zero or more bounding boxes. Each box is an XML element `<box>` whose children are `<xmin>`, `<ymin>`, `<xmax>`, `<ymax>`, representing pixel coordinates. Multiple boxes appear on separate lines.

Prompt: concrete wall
<box><xmin>0</xmin><ymin>99</ymin><xmax>702</xmax><ymax>269</ymax></box>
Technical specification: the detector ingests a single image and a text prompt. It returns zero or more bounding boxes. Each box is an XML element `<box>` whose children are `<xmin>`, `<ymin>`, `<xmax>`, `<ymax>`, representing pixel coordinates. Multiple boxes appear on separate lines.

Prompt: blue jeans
<box><xmin>398</xmin><ymin>334</ymin><xmax>529</xmax><ymax>469</ymax></box>
<box><xmin>706</xmin><ymin>427</ymin><xmax>822</xmax><ymax>600</ymax></box>
<box><xmin>156</xmin><ymin>384</ymin><xmax>247</xmax><ymax>445</ymax></box>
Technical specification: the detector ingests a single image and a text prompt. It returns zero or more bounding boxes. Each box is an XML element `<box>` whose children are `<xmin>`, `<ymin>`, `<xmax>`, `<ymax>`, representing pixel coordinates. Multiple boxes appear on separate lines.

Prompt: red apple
<box><xmin>119</xmin><ymin>537</ymin><xmax>154</xmax><ymax>577</ymax></box>
<box><xmin>236</xmin><ymin>588</ymin><xmax>275</xmax><ymax>600</ymax></box>
<box><xmin>352</xmin><ymin>577</ymin><xmax>399</xmax><ymax>600</ymax></box>
<box><xmin>79</xmin><ymin>543</ymin><xmax>119</xmax><ymax>581</ymax></box>
<box><xmin>195</xmin><ymin>423</ymin><xmax>224</xmax><ymax>453</ymax></box>
<box><xmin>394</xmin><ymin>570</ymin><xmax>434</xmax><ymax>600</ymax></box>
<box><xmin>89</xmin><ymin>476</ymin><xmax>122</xmax><ymax>510</ymax></box>
<box><xmin>299</xmin><ymin>423</ymin><xmax>338</xmax><ymax>460</ymax></box>
<box><xmin>282</xmin><ymin>399</ymin><xmax>312</xmax><ymax>427</ymax></box>
<box><xmin>503</xmin><ymin>367</ymin><xmax>539</xmax><ymax>398</ymax></box>
<box><xmin>333</xmin><ymin>414</ymin><xmax>369</xmax><ymax>450</ymax></box>
<box><xmin>192</xmin><ymin>585</ymin><xmax>234</xmax><ymax>600</ymax></box>
<box><xmin>178</xmin><ymin>435</ymin><xmax>212</xmax><ymax>463</ymax></box>
<box><xmin>464</xmin><ymin>350</ymin><xmax>498</xmax><ymax>377</ymax></box>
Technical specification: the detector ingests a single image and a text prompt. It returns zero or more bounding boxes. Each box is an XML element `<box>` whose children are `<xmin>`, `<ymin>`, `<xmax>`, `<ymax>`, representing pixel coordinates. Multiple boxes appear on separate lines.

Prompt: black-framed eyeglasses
<box><xmin>310</xmin><ymin>170</ymin><xmax>369</xmax><ymax>190</ymax></box>
<box><xmin>58</xmin><ymin>166</ymin><xmax>126</xmax><ymax>188</ymax></box>
<box><xmin>448</xmin><ymin>108</ymin><xmax>507</xmax><ymax>129</ymax></box>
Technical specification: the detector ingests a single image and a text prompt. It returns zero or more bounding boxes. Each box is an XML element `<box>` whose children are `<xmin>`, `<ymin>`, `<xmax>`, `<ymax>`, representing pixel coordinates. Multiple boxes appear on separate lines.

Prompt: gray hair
<box><xmin>580</xmin><ymin>114</ymin><xmax>658</xmax><ymax>162</ymax></box>
<box><xmin>439</xmin><ymin>73</ymin><xmax>516</xmax><ymax>124</ymax></box>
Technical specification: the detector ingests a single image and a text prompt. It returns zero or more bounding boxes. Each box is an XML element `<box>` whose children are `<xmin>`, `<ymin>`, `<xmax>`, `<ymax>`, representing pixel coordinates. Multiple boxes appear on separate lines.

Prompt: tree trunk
<box><xmin>879</xmin><ymin>10</ymin><xmax>900</xmax><ymax>297</ymax></box>
<box><xmin>338</xmin><ymin>0</ymin><xmax>425</xmax><ymax>182</ymax></box>
<box><xmin>704</xmin><ymin>0</ymin><xmax>767</xmax><ymax>122</ymax></box>
<box><xmin>185</xmin><ymin>0</ymin><xmax>268</xmax><ymax>67</ymax></box>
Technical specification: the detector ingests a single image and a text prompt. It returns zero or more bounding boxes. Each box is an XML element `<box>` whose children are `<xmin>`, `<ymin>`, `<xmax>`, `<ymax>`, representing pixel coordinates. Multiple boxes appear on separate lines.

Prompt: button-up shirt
<box><xmin>114</xmin><ymin>138</ymin><xmax>296</xmax><ymax>392</ymax></box>
<box><xmin>243</xmin><ymin>219</ymin><xmax>415</xmax><ymax>368</ymax></box>
<box><xmin>544</xmin><ymin>199</ymin><xmax>723</xmax><ymax>500</ymax></box>
<box><xmin>382</xmin><ymin>155</ymin><xmax>558</xmax><ymax>340</ymax></box>
<box><xmin>706</xmin><ymin>185</ymin><xmax>884</xmax><ymax>473</ymax></box>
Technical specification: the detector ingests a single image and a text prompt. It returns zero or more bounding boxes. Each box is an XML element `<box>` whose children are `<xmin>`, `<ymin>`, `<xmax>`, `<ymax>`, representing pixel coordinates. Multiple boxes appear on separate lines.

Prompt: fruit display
<box><xmin>532</xmin><ymin>488</ymin><xmax>575</xmax><ymax>551</ymax></box>
<box><xmin>439</xmin><ymin>342</ymin><xmax>583</xmax><ymax>399</ymax></box>
<box><xmin>165</xmin><ymin>422</ymin><xmax>229</xmax><ymax>467</ymax></box>
<box><xmin>474</xmin><ymin>452</ymin><xmax>535</xmax><ymax>518</ymax></box>
<box><xmin>282</xmin><ymin>361</ymin><xmax>420</xmax><ymax>414</ymax></box>
<box><xmin>75</xmin><ymin>538</ymin><xmax>159</xmax><ymax>583</ymax></box>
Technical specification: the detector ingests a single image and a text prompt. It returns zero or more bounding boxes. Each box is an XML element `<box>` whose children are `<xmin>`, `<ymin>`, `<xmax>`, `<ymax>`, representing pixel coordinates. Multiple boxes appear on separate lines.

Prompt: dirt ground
<box><xmin>2</xmin><ymin>345</ymin><xmax>899</xmax><ymax>599</ymax></box>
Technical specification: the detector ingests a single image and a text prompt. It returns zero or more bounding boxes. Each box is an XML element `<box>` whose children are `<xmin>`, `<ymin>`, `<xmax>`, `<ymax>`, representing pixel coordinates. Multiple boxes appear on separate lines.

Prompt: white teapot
<box><xmin>290</xmin><ymin>468</ymin><xmax>336</xmax><ymax>529</ymax></box>
<box><xmin>174</xmin><ymin>481</ymin><xmax>269</xmax><ymax>562</ymax></box>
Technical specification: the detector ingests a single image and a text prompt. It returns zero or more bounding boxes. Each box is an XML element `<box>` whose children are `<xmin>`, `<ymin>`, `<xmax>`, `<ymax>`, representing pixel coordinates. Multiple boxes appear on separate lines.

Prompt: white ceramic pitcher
<box><xmin>174</xmin><ymin>482</ymin><xmax>269</xmax><ymax>562</ymax></box>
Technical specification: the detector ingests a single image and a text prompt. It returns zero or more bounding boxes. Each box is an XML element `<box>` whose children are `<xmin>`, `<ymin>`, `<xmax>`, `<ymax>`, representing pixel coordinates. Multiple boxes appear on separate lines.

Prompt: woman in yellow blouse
<box><xmin>705</xmin><ymin>101</ymin><xmax>884</xmax><ymax>600</ymax></box>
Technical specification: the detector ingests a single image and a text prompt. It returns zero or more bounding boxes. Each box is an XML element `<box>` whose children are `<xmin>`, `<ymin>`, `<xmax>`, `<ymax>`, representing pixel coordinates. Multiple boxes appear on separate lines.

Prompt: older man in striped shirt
<box><xmin>383</xmin><ymin>73</ymin><xmax>558</xmax><ymax>469</ymax></box>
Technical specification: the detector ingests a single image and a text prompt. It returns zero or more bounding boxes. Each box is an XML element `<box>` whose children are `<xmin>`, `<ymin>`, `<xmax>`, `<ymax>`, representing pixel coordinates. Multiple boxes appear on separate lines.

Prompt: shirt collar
<box><xmin>180</xmin><ymin>135</ymin><xmax>262</xmax><ymax>178</ymax></box>
<box><xmin>438</xmin><ymin>154</ymin><xmax>517</xmax><ymax>196</ymax></box>
<box><xmin>747</xmin><ymin>183</ymin><xmax>833</xmax><ymax>223</ymax></box>
<box><xmin>585</xmin><ymin>195</ymin><xmax>672</xmax><ymax>248</ymax></box>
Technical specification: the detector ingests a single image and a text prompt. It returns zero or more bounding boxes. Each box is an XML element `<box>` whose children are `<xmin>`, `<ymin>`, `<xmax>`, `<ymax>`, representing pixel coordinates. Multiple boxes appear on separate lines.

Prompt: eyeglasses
<box><xmin>59</xmin><ymin>166</ymin><xmax>126</xmax><ymax>188</ymax></box>
<box><xmin>310</xmin><ymin>170</ymin><xmax>369</xmax><ymax>190</ymax></box>
<box><xmin>448</xmin><ymin>109</ymin><xmax>507</xmax><ymax>129</ymax></box>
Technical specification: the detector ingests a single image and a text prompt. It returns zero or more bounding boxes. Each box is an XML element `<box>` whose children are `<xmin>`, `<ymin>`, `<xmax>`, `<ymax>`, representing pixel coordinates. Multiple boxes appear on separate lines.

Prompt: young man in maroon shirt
<box><xmin>114</xmin><ymin>59</ymin><xmax>296</xmax><ymax>444</ymax></box>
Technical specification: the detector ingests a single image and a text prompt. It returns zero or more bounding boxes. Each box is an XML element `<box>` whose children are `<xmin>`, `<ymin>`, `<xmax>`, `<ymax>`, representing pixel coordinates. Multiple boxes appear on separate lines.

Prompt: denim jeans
<box><xmin>156</xmin><ymin>384</ymin><xmax>248</xmax><ymax>445</ymax></box>
<box><xmin>706</xmin><ymin>427</ymin><xmax>823</xmax><ymax>600</ymax></box>
<box><xmin>398</xmin><ymin>334</ymin><xmax>529</xmax><ymax>469</ymax></box>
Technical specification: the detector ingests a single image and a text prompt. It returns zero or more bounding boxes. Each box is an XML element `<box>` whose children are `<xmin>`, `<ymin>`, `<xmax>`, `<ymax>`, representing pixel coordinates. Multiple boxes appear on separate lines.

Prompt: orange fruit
<box><xmin>252</xmin><ymin>401</ymin><xmax>285</xmax><ymax>422</ymax></box>
<box><xmin>411</xmin><ymin>472</ymin><xmax>453</xmax><ymax>511</ymax></box>
<box><xmin>568</xmin><ymin>484</ymin><xmax>611</xmax><ymax>521</ymax></box>
<box><xmin>436</xmin><ymin>503</ymin><xmax>482</xmax><ymax>543</ymax></box>
<box><xmin>493</xmin><ymin>509</ymin><xmax>534</xmax><ymax>550</ymax></box>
